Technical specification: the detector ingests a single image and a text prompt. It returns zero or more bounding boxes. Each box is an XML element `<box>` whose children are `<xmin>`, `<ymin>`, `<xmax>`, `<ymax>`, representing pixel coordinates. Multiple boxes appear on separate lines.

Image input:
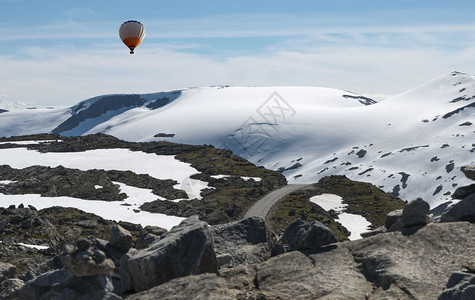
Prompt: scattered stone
<box><xmin>127</xmin><ymin>216</ymin><xmax>218</xmax><ymax>292</ymax></box>
<box><xmin>281</xmin><ymin>219</ymin><xmax>337</xmax><ymax>250</ymax></box>
<box><xmin>402</xmin><ymin>198</ymin><xmax>430</xmax><ymax>227</ymax></box>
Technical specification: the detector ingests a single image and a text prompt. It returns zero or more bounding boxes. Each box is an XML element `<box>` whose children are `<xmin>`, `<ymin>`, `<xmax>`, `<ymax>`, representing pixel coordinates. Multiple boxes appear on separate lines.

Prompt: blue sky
<box><xmin>2</xmin><ymin>0</ymin><xmax>475</xmax><ymax>106</ymax></box>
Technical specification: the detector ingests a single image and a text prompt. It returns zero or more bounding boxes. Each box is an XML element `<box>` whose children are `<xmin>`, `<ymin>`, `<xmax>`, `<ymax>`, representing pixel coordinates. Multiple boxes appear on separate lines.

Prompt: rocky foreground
<box><xmin>0</xmin><ymin>167</ymin><xmax>474</xmax><ymax>299</ymax></box>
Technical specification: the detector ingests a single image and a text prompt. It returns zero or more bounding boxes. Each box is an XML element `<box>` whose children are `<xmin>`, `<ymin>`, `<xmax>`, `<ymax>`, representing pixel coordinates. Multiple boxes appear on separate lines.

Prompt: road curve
<box><xmin>244</xmin><ymin>184</ymin><xmax>309</xmax><ymax>219</ymax></box>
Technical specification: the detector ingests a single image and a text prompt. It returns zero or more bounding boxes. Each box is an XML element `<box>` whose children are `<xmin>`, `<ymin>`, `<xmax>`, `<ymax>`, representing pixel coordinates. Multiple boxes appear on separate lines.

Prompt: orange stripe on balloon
<box><xmin>122</xmin><ymin>37</ymin><xmax>142</xmax><ymax>48</ymax></box>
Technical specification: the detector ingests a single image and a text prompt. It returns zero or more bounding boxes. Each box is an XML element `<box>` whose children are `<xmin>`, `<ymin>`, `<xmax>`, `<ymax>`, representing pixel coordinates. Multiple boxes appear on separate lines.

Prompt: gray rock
<box><xmin>440</xmin><ymin>192</ymin><xmax>475</xmax><ymax>223</ymax></box>
<box><xmin>127</xmin><ymin>216</ymin><xmax>218</xmax><ymax>292</ymax></box>
<box><xmin>216</xmin><ymin>253</ymin><xmax>233</xmax><ymax>268</ymax></box>
<box><xmin>402</xmin><ymin>198</ymin><xmax>430</xmax><ymax>227</ymax></box>
<box><xmin>210</xmin><ymin>216</ymin><xmax>273</xmax><ymax>267</ymax></box>
<box><xmin>257</xmin><ymin>222</ymin><xmax>475</xmax><ymax>299</ymax></box>
<box><xmin>385</xmin><ymin>209</ymin><xmax>403</xmax><ymax>229</ymax></box>
<box><xmin>452</xmin><ymin>184</ymin><xmax>475</xmax><ymax>200</ymax></box>
<box><xmin>143</xmin><ymin>225</ymin><xmax>167</xmax><ymax>236</ymax></box>
<box><xmin>117</xmin><ymin>248</ymin><xmax>138</xmax><ymax>295</ymax></box>
<box><xmin>257</xmin><ymin>247</ymin><xmax>372</xmax><ymax>299</ymax></box>
<box><xmin>109</xmin><ymin>225</ymin><xmax>132</xmax><ymax>252</ymax></box>
<box><xmin>439</xmin><ymin>271</ymin><xmax>475</xmax><ymax>300</ymax></box>
<box><xmin>0</xmin><ymin>262</ymin><xmax>16</xmax><ymax>283</ymax></box>
<box><xmin>282</xmin><ymin>219</ymin><xmax>337</xmax><ymax>250</ymax></box>
<box><xmin>61</xmin><ymin>239</ymin><xmax>115</xmax><ymax>277</ymax></box>
<box><xmin>0</xmin><ymin>278</ymin><xmax>24</xmax><ymax>300</ymax></box>
<box><xmin>461</xmin><ymin>165</ymin><xmax>475</xmax><ymax>181</ymax></box>
<box><xmin>136</xmin><ymin>233</ymin><xmax>160</xmax><ymax>250</ymax></box>
<box><xmin>118</xmin><ymin>221</ymin><xmax>143</xmax><ymax>232</ymax></box>
<box><xmin>349</xmin><ymin>222</ymin><xmax>475</xmax><ymax>299</ymax></box>
<box><xmin>75</xmin><ymin>219</ymin><xmax>98</xmax><ymax>229</ymax></box>
<box><xmin>361</xmin><ymin>225</ymin><xmax>386</xmax><ymax>238</ymax></box>
<box><xmin>18</xmin><ymin>269</ymin><xmax>69</xmax><ymax>299</ymax></box>
<box><xmin>127</xmin><ymin>273</ymin><xmax>233</xmax><ymax>300</ymax></box>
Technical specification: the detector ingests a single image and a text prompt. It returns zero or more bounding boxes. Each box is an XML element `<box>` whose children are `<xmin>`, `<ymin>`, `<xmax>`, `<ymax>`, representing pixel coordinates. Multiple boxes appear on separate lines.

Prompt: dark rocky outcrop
<box><xmin>126</xmin><ymin>216</ymin><xmax>218</xmax><ymax>292</ymax></box>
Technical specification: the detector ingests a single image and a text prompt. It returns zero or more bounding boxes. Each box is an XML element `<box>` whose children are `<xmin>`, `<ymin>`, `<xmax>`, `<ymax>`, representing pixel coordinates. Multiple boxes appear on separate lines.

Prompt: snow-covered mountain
<box><xmin>1</xmin><ymin>71</ymin><xmax>473</xmax><ymax>209</ymax></box>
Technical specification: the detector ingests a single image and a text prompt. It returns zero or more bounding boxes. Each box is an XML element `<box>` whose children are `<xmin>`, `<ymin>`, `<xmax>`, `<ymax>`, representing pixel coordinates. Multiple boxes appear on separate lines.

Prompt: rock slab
<box><xmin>127</xmin><ymin>216</ymin><xmax>218</xmax><ymax>292</ymax></box>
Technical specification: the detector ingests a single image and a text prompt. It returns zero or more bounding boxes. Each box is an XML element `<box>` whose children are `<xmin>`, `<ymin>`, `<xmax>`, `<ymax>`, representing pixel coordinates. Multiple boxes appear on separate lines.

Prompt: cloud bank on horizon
<box><xmin>1</xmin><ymin>0</ymin><xmax>475</xmax><ymax>106</ymax></box>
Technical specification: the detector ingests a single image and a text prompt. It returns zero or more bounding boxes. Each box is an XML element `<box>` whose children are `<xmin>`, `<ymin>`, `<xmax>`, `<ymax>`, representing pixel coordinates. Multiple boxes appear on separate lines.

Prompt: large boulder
<box><xmin>210</xmin><ymin>216</ymin><xmax>273</xmax><ymax>267</ymax></box>
<box><xmin>401</xmin><ymin>198</ymin><xmax>430</xmax><ymax>227</ymax></box>
<box><xmin>281</xmin><ymin>219</ymin><xmax>337</xmax><ymax>250</ymax></box>
<box><xmin>127</xmin><ymin>216</ymin><xmax>218</xmax><ymax>292</ymax></box>
<box><xmin>440</xmin><ymin>193</ymin><xmax>475</xmax><ymax>223</ymax></box>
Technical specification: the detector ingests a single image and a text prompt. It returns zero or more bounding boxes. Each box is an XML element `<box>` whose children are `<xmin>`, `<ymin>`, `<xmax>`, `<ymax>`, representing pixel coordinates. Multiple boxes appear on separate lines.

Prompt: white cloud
<box><xmin>2</xmin><ymin>40</ymin><xmax>474</xmax><ymax>106</ymax></box>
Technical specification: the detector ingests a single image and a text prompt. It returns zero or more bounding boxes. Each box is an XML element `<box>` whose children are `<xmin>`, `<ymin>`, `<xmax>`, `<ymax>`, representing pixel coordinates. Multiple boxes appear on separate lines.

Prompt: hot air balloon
<box><xmin>119</xmin><ymin>20</ymin><xmax>145</xmax><ymax>54</ymax></box>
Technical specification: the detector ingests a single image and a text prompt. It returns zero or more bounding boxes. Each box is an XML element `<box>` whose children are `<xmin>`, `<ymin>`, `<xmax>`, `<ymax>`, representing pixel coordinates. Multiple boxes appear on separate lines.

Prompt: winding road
<box><xmin>244</xmin><ymin>184</ymin><xmax>308</xmax><ymax>219</ymax></box>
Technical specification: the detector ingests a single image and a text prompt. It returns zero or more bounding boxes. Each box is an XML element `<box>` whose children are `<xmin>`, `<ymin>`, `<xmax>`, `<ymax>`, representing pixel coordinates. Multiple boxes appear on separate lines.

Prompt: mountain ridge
<box><xmin>0</xmin><ymin>71</ymin><xmax>474</xmax><ymax>209</ymax></box>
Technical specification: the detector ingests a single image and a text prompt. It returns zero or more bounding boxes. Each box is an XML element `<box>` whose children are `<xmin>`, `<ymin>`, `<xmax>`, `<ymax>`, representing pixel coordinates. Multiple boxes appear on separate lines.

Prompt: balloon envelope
<box><xmin>119</xmin><ymin>20</ymin><xmax>145</xmax><ymax>54</ymax></box>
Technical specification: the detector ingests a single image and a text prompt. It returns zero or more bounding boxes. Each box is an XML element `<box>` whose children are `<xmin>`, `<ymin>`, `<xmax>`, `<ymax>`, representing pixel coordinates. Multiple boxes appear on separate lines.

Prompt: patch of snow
<box><xmin>94</xmin><ymin>185</ymin><xmax>103</xmax><ymax>189</ymax></box>
<box><xmin>16</xmin><ymin>243</ymin><xmax>49</xmax><ymax>250</ymax></box>
<box><xmin>0</xmin><ymin>148</ymin><xmax>209</xmax><ymax>200</ymax></box>
<box><xmin>310</xmin><ymin>193</ymin><xmax>371</xmax><ymax>240</ymax></box>
<box><xmin>0</xmin><ymin>191</ymin><xmax>184</xmax><ymax>230</ymax></box>
<box><xmin>0</xmin><ymin>180</ymin><xmax>15</xmax><ymax>185</ymax></box>
<box><xmin>310</xmin><ymin>194</ymin><xmax>347</xmax><ymax>212</ymax></box>
<box><xmin>0</xmin><ymin>140</ymin><xmax>62</xmax><ymax>145</ymax></box>
<box><xmin>210</xmin><ymin>175</ymin><xmax>262</xmax><ymax>182</ymax></box>
<box><xmin>337</xmin><ymin>213</ymin><xmax>372</xmax><ymax>240</ymax></box>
